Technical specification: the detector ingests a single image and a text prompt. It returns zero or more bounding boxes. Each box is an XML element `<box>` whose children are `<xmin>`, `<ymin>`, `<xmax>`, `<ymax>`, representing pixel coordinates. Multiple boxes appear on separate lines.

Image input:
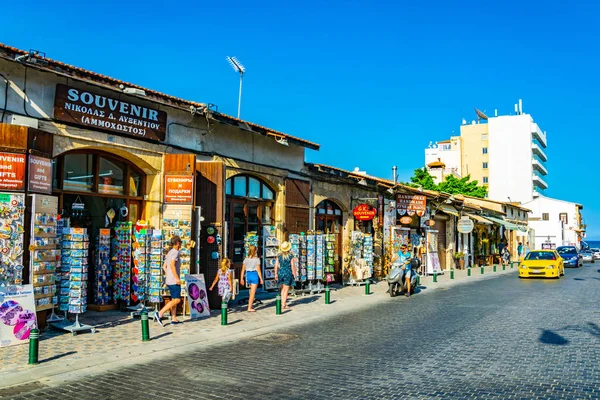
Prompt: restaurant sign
<box><xmin>396</xmin><ymin>194</ymin><xmax>427</xmax><ymax>217</ymax></box>
<box><xmin>0</xmin><ymin>152</ymin><xmax>26</xmax><ymax>191</ymax></box>
<box><xmin>53</xmin><ymin>84</ymin><xmax>167</xmax><ymax>142</ymax></box>
<box><xmin>165</xmin><ymin>175</ymin><xmax>194</xmax><ymax>204</ymax></box>
<box><xmin>353</xmin><ymin>204</ymin><xmax>377</xmax><ymax>221</ymax></box>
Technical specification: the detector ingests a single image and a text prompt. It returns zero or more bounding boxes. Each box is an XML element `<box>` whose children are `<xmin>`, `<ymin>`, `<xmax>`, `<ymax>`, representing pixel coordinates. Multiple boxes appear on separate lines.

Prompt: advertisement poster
<box><xmin>0</xmin><ymin>285</ymin><xmax>37</xmax><ymax>348</ymax></box>
<box><xmin>0</xmin><ymin>192</ymin><xmax>26</xmax><ymax>286</ymax></box>
<box><xmin>0</xmin><ymin>152</ymin><xmax>26</xmax><ymax>191</ymax></box>
<box><xmin>186</xmin><ymin>274</ymin><xmax>210</xmax><ymax>319</ymax></box>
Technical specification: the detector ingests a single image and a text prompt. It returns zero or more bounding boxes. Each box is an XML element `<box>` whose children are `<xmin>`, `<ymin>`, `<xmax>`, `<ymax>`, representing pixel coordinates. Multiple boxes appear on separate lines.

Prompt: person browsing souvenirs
<box><xmin>391</xmin><ymin>244</ymin><xmax>413</xmax><ymax>297</ymax></box>
<box><xmin>155</xmin><ymin>236</ymin><xmax>183</xmax><ymax>326</ymax></box>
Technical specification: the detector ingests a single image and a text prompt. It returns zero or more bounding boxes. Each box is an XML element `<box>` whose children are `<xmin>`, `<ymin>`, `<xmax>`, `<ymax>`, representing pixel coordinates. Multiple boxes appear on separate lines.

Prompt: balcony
<box><xmin>532</xmin><ymin>174</ymin><xmax>549</xmax><ymax>190</ymax></box>
<box><xmin>531</xmin><ymin>123</ymin><xmax>547</xmax><ymax>148</ymax></box>
<box><xmin>532</xmin><ymin>143</ymin><xmax>548</xmax><ymax>162</ymax></box>
<box><xmin>532</xmin><ymin>158</ymin><xmax>548</xmax><ymax>175</ymax></box>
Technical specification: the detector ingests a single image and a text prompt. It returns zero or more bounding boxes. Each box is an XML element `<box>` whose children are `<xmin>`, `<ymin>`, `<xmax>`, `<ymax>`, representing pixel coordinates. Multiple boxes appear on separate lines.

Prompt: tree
<box><xmin>405</xmin><ymin>168</ymin><xmax>487</xmax><ymax>198</ymax></box>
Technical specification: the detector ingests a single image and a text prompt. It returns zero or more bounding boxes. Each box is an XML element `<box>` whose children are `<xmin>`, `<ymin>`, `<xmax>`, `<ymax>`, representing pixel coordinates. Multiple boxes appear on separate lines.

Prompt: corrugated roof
<box><xmin>0</xmin><ymin>42</ymin><xmax>320</xmax><ymax>150</ymax></box>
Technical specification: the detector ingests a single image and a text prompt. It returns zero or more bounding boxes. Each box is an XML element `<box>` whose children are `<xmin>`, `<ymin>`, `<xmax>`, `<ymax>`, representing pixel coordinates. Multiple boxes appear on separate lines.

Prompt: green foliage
<box><xmin>405</xmin><ymin>168</ymin><xmax>488</xmax><ymax>198</ymax></box>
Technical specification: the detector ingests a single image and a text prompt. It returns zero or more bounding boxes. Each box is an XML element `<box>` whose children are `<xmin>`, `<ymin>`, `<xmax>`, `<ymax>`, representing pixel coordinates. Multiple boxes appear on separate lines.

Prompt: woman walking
<box><xmin>274</xmin><ymin>241</ymin><xmax>297</xmax><ymax>310</ymax></box>
<box><xmin>240</xmin><ymin>245</ymin><xmax>263</xmax><ymax>312</ymax></box>
<box><xmin>209</xmin><ymin>258</ymin><xmax>233</xmax><ymax>303</ymax></box>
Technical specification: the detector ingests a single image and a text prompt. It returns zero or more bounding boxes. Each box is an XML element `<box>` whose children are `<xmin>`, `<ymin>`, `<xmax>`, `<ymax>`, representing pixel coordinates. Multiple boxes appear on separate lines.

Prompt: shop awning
<box><xmin>438</xmin><ymin>204</ymin><xmax>459</xmax><ymax>216</ymax></box>
<box><xmin>466</xmin><ymin>213</ymin><xmax>493</xmax><ymax>225</ymax></box>
<box><xmin>484</xmin><ymin>216</ymin><xmax>522</xmax><ymax>231</ymax></box>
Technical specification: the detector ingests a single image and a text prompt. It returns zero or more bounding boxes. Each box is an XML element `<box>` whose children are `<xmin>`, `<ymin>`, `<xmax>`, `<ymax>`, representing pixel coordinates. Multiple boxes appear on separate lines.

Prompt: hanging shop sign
<box><xmin>165</xmin><ymin>175</ymin><xmax>194</xmax><ymax>204</ymax></box>
<box><xmin>353</xmin><ymin>204</ymin><xmax>377</xmax><ymax>221</ymax></box>
<box><xmin>53</xmin><ymin>84</ymin><xmax>167</xmax><ymax>142</ymax></box>
<box><xmin>457</xmin><ymin>216</ymin><xmax>475</xmax><ymax>234</ymax></box>
<box><xmin>400</xmin><ymin>216</ymin><xmax>413</xmax><ymax>225</ymax></box>
<box><xmin>0</xmin><ymin>152</ymin><xmax>26</xmax><ymax>191</ymax></box>
<box><xmin>423</xmin><ymin>219</ymin><xmax>435</xmax><ymax>227</ymax></box>
<box><xmin>396</xmin><ymin>194</ymin><xmax>426</xmax><ymax>217</ymax></box>
<box><xmin>27</xmin><ymin>155</ymin><xmax>53</xmax><ymax>194</ymax></box>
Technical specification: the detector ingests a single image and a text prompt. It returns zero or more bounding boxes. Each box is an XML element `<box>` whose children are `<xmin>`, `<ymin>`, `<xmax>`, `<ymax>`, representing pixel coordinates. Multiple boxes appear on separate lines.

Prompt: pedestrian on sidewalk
<box><xmin>501</xmin><ymin>245</ymin><xmax>511</xmax><ymax>267</ymax></box>
<box><xmin>209</xmin><ymin>258</ymin><xmax>233</xmax><ymax>303</ymax></box>
<box><xmin>155</xmin><ymin>236</ymin><xmax>182</xmax><ymax>326</ymax></box>
<box><xmin>275</xmin><ymin>241</ymin><xmax>297</xmax><ymax>310</ymax></box>
<box><xmin>518</xmin><ymin>242</ymin><xmax>524</xmax><ymax>258</ymax></box>
<box><xmin>241</xmin><ymin>245</ymin><xmax>263</xmax><ymax>312</ymax></box>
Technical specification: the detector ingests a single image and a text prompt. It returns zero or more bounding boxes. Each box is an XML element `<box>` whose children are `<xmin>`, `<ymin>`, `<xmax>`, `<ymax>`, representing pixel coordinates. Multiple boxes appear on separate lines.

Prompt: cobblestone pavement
<box><xmin>2</xmin><ymin>263</ymin><xmax>599</xmax><ymax>399</ymax></box>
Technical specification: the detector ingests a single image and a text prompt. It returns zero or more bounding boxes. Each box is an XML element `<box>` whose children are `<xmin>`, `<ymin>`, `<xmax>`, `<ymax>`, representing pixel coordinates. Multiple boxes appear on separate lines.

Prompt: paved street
<box><xmin>2</xmin><ymin>264</ymin><xmax>599</xmax><ymax>399</ymax></box>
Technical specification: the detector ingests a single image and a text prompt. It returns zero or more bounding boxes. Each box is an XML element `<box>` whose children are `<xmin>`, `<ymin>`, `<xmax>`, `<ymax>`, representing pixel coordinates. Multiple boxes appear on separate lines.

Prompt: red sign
<box><xmin>0</xmin><ymin>152</ymin><xmax>26</xmax><ymax>191</ymax></box>
<box><xmin>28</xmin><ymin>155</ymin><xmax>53</xmax><ymax>194</ymax></box>
<box><xmin>396</xmin><ymin>194</ymin><xmax>427</xmax><ymax>217</ymax></box>
<box><xmin>400</xmin><ymin>216</ymin><xmax>413</xmax><ymax>225</ymax></box>
<box><xmin>164</xmin><ymin>175</ymin><xmax>194</xmax><ymax>204</ymax></box>
<box><xmin>424</xmin><ymin>219</ymin><xmax>436</xmax><ymax>227</ymax></box>
<box><xmin>353</xmin><ymin>204</ymin><xmax>377</xmax><ymax>221</ymax></box>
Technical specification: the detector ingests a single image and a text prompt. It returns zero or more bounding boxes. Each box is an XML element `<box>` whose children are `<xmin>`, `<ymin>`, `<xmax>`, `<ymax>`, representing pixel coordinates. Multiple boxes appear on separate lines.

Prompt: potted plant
<box><xmin>454</xmin><ymin>251</ymin><xmax>465</xmax><ymax>269</ymax></box>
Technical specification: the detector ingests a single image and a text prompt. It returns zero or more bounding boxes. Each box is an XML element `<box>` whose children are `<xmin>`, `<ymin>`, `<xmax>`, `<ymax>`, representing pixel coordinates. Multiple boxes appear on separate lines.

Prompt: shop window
<box><xmin>248</xmin><ymin>177</ymin><xmax>261</xmax><ymax>198</ymax></box>
<box><xmin>225</xmin><ymin>178</ymin><xmax>232</xmax><ymax>195</ymax></box>
<box><xmin>63</xmin><ymin>153</ymin><xmax>94</xmax><ymax>192</ymax></box>
<box><xmin>262</xmin><ymin>184</ymin><xmax>274</xmax><ymax>200</ymax></box>
<box><xmin>233</xmin><ymin>176</ymin><xmax>247</xmax><ymax>197</ymax></box>
<box><xmin>129</xmin><ymin>169</ymin><xmax>142</xmax><ymax>197</ymax></box>
<box><xmin>99</xmin><ymin>157</ymin><xmax>125</xmax><ymax>195</ymax></box>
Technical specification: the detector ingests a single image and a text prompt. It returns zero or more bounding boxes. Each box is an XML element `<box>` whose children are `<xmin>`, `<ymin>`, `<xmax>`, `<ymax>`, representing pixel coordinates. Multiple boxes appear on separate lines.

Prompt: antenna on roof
<box><xmin>226</xmin><ymin>56</ymin><xmax>245</xmax><ymax>119</ymax></box>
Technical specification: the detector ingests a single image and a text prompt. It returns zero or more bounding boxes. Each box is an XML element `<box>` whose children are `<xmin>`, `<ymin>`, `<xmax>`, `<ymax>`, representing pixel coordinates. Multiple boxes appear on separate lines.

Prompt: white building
<box><xmin>523</xmin><ymin>194</ymin><xmax>585</xmax><ymax>249</ymax></box>
<box><xmin>487</xmin><ymin>109</ymin><xmax>549</xmax><ymax>203</ymax></box>
<box><xmin>424</xmin><ymin>136</ymin><xmax>462</xmax><ymax>184</ymax></box>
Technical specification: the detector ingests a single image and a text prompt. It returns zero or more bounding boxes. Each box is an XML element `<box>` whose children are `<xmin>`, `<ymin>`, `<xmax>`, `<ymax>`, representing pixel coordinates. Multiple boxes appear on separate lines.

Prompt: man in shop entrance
<box><xmin>155</xmin><ymin>236</ymin><xmax>183</xmax><ymax>326</ymax></box>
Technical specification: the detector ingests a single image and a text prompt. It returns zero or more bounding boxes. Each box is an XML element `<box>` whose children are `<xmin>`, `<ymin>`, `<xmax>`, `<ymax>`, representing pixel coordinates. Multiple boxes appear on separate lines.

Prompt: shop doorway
<box><xmin>315</xmin><ymin>199</ymin><xmax>344</xmax><ymax>280</ymax></box>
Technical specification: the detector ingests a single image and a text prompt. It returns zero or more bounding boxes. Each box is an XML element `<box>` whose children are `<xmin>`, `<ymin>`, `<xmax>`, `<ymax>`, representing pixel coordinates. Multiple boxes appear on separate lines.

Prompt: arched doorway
<box><xmin>315</xmin><ymin>199</ymin><xmax>344</xmax><ymax>281</ymax></box>
<box><xmin>225</xmin><ymin>174</ymin><xmax>276</xmax><ymax>282</ymax></box>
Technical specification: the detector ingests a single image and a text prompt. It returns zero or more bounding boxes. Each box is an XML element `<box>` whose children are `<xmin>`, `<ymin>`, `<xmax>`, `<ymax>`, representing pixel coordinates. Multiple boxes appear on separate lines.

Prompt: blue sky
<box><xmin>2</xmin><ymin>1</ymin><xmax>599</xmax><ymax>238</ymax></box>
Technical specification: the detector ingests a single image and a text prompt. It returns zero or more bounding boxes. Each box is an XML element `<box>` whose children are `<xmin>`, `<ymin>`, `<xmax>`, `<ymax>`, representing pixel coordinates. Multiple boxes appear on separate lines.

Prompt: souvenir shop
<box><xmin>344</xmin><ymin>200</ymin><xmax>379</xmax><ymax>285</ymax></box>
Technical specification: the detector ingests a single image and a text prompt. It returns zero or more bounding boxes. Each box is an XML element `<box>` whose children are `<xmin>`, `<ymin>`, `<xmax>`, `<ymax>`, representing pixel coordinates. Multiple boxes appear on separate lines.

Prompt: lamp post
<box><xmin>226</xmin><ymin>56</ymin><xmax>245</xmax><ymax>119</ymax></box>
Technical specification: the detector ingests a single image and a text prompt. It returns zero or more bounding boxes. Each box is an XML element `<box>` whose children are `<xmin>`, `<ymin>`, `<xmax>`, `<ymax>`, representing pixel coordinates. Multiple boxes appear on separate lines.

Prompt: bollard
<box><xmin>493</xmin><ymin>265</ymin><xmax>497</xmax><ymax>272</ymax></box>
<box><xmin>481</xmin><ymin>266</ymin><xmax>485</xmax><ymax>275</ymax></box>
<box><xmin>276</xmin><ymin>294</ymin><xmax>282</xmax><ymax>315</ymax></box>
<box><xmin>433</xmin><ymin>272</ymin><xmax>437</xmax><ymax>283</ymax></box>
<box><xmin>503</xmin><ymin>264</ymin><xmax>506</xmax><ymax>271</ymax></box>
<box><xmin>28</xmin><ymin>329</ymin><xmax>40</xmax><ymax>365</ymax></box>
<box><xmin>141</xmin><ymin>311</ymin><xmax>150</xmax><ymax>342</ymax></box>
<box><xmin>325</xmin><ymin>285</ymin><xmax>331</xmax><ymax>304</ymax></box>
<box><xmin>221</xmin><ymin>301</ymin><xmax>228</xmax><ymax>326</ymax></box>
<box><xmin>365</xmin><ymin>281</ymin><xmax>370</xmax><ymax>295</ymax></box>
<box><xmin>416</xmin><ymin>274</ymin><xmax>420</xmax><ymax>286</ymax></box>
<box><xmin>450</xmin><ymin>269</ymin><xmax>454</xmax><ymax>280</ymax></box>
<box><xmin>467</xmin><ymin>268</ymin><xmax>471</xmax><ymax>277</ymax></box>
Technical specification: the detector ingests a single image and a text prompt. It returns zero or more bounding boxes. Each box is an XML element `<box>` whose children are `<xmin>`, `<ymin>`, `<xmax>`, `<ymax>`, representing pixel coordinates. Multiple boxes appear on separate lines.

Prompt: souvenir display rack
<box><xmin>94</xmin><ymin>229</ymin><xmax>111</xmax><ymax>305</ymax></box>
<box><xmin>262</xmin><ymin>226</ymin><xmax>278</xmax><ymax>291</ymax></box>
<box><xmin>55</xmin><ymin>227</ymin><xmax>96</xmax><ymax>335</ymax></box>
<box><xmin>0</xmin><ymin>192</ymin><xmax>25</xmax><ymax>286</ymax></box>
<box><xmin>131</xmin><ymin>221</ymin><xmax>150</xmax><ymax>307</ymax></box>
<box><xmin>344</xmin><ymin>231</ymin><xmax>373</xmax><ymax>286</ymax></box>
<box><xmin>29</xmin><ymin>195</ymin><xmax>60</xmax><ymax>313</ymax></box>
<box><xmin>148</xmin><ymin>229</ymin><xmax>163</xmax><ymax>304</ymax></box>
<box><xmin>163</xmin><ymin>218</ymin><xmax>191</xmax><ymax>293</ymax></box>
<box><xmin>324</xmin><ymin>234</ymin><xmax>336</xmax><ymax>283</ymax></box>
<box><xmin>113</xmin><ymin>221</ymin><xmax>132</xmax><ymax>304</ymax></box>
<box><xmin>289</xmin><ymin>231</ymin><xmax>330</xmax><ymax>295</ymax></box>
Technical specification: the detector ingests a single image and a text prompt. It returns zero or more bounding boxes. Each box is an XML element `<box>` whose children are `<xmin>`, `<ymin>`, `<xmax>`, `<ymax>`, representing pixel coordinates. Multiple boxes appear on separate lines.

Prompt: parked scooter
<box><xmin>387</xmin><ymin>258</ymin><xmax>420</xmax><ymax>297</ymax></box>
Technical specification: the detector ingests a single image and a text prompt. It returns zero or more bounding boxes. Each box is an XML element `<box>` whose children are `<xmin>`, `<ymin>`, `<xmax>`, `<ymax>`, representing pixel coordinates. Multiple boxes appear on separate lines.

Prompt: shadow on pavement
<box><xmin>40</xmin><ymin>351</ymin><xmax>77</xmax><ymax>363</ymax></box>
<box><xmin>538</xmin><ymin>329</ymin><xmax>569</xmax><ymax>345</ymax></box>
<box><xmin>573</xmin><ymin>278</ymin><xmax>585</xmax><ymax>281</ymax></box>
<box><xmin>152</xmin><ymin>332</ymin><xmax>173</xmax><ymax>340</ymax></box>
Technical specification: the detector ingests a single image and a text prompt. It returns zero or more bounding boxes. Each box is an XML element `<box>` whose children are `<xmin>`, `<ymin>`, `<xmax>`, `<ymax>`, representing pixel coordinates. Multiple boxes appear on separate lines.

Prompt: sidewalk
<box><xmin>0</xmin><ymin>265</ymin><xmax>517</xmax><ymax>389</ymax></box>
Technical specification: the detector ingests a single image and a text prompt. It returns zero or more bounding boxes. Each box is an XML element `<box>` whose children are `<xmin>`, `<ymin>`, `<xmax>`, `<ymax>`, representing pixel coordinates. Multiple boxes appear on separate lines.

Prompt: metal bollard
<box><xmin>416</xmin><ymin>274</ymin><xmax>420</xmax><ymax>286</ymax></box>
<box><xmin>481</xmin><ymin>266</ymin><xmax>485</xmax><ymax>275</ymax></box>
<box><xmin>503</xmin><ymin>264</ymin><xmax>506</xmax><ymax>271</ymax></box>
<box><xmin>365</xmin><ymin>281</ymin><xmax>370</xmax><ymax>295</ymax></box>
<box><xmin>28</xmin><ymin>329</ymin><xmax>40</xmax><ymax>365</ymax></box>
<box><xmin>221</xmin><ymin>301</ymin><xmax>228</xmax><ymax>325</ymax></box>
<box><xmin>325</xmin><ymin>285</ymin><xmax>331</xmax><ymax>304</ymax></box>
<box><xmin>450</xmin><ymin>269</ymin><xmax>454</xmax><ymax>280</ymax></box>
<box><xmin>276</xmin><ymin>294</ymin><xmax>282</xmax><ymax>315</ymax></box>
<box><xmin>433</xmin><ymin>272</ymin><xmax>437</xmax><ymax>283</ymax></box>
<box><xmin>493</xmin><ymin>265</ymin><xmax>497</xmax><ymax>272</ymax></box>
<box><xmin>141</xmin><ymin>311</ymin><xmax>150</xmax><ymax>342</ymax></box>
<box><xmin>467</xmin><ymin>268</ymin><xmax>471</xmax><ymax>276</ymax></box>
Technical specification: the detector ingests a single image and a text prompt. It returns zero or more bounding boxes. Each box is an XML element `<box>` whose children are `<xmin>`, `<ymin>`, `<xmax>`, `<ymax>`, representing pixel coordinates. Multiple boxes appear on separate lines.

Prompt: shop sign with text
<box><xmin>353</xmin><ymin>204</ymin><xmax>377</xmax><ymax>221</ymax></box>
<box><xmin>165</xmin><ymin>175</ymin><xmax>194</xmax><ymax>204</ymax></box>
<box><xmin>54</xmin><ymin>84</ymin><xmax>167</xmax><ymax>142</ymax></box>
<box><xmin>28</xmin><ymin>155</ymin><xmax>53</xmax><ymax>194</ymax></box>
<box><xmin>396</xmin><ymin>194</ymin><xmax>426</xmax><ymax>217</ymax></box>
<box><xmin>0</xmin><ymin>152</ymin><xmax>26</xmax><ymax>191</ymax></box>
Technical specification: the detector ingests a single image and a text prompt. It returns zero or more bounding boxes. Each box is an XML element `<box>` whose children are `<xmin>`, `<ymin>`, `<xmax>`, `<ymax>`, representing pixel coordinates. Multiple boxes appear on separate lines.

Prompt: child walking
<box><xmin>209</xmin><ymin>258</ymin><xmax>233</xmax><ymax>303</ymax></box>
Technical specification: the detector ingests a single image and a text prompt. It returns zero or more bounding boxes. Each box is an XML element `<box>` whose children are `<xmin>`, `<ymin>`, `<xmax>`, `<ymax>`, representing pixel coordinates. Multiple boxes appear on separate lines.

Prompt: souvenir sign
<box><xmin>457</xmin><ymin>217</ymin><xmax>474</xmax><ymax>234</ymax></box>
<box><xmin>164</xmin><ymin>175</ymin><xmax>194</xmax><ymax>204</ymax></box>
<box><xmin>353</xmin><ymin>204</ymin><xmax>377</xmax><ymax>221</ymax></box>
<box><xmin>400</xmin><ymin>216</ymin><xmax>413</xmax><ymax>225</ymax></box>
<box><xmin>396</xmin><ymin>194</ymin><xmax>427</xmax><ymax>217</ymax></box>
<box><xmin>28</xmin><ymin>155</ymin><xmax>53</xmax><ymax>194</ymax></box>
<box><xmin>0</xmin><ymin>153</ymin><xmax>26</xmax><ymax>191</ymax></box>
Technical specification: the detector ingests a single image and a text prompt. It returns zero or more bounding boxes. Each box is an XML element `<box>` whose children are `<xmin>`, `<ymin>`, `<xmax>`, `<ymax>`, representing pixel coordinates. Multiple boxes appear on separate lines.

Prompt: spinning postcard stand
<box><xmin>289</xmin><ymin>231</ymin><xmax>336</xmax><ymax>295</ymax></box>
<box><xmin>262</xmin><ymin>226</ymin><xmax>278</xmax><ymax>291</ymax></box>
<box><xmin>344</xmin><ymin>231</ymin><xmax>373</xmax><ymax>286</ymax></box>
<box><xmin>129</xmin><ymin>223</ymin><xmax>163</xmax><ymax>318</ymax></box>
<box><xmin>94</xmin><ymin>229</ymin><xmax>112</xmax><ymax>306</ymax></box>
<box><xmin>113</xmin><ymin>222</ymin><xmax>132</xmax><ymax>304</ymax></box>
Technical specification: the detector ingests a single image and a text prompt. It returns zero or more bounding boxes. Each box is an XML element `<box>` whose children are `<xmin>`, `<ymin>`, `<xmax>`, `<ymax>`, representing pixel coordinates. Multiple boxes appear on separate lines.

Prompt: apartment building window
<box><xmin>482</xmin><ymin>134</ymin><xmax>488</xmax><ymax>140</ymax></box>
<box><xmin>483</xmin><ymin>162</ymin><xmax>488</xmax><ymax>169</ymax></box>
<box><xmin>542</xmin><ymin>213</ymin><xmax>549</xmax><ymax>221</ymax></box>
<box><xmin>482</xmin><ymin>147</ymin><xmax>488</xmax><ymax>154</ymax></box>
<box><xmin>483</xmin><ymin>177</ymin><xmax>489</xmax><ymax>184</ymax></box>
<box><xmin>559</xmin><ymin>213</ymin><xmax>568</xmax><ymax>224</ymax></box>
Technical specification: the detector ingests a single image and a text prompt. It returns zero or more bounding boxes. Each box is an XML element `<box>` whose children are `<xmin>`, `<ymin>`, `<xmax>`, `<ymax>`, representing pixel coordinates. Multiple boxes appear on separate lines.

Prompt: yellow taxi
<box><xmin>518</xmin><ymin>250</ymin><xmax>565</xmax><ymax>279</ymax></box>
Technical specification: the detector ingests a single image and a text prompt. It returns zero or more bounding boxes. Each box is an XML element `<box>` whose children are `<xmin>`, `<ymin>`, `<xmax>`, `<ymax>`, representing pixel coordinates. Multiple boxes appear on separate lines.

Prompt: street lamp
<box><xmin>226</xmin><ymin>56</ymin><xmax>245</xmax><ymax>119</ymax></box>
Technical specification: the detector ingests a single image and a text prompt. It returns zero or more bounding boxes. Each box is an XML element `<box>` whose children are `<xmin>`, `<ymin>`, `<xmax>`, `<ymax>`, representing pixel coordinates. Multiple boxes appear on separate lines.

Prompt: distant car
<box><xmin>591</xmin><ymin>248</ymin><xmax>600</xmax><ymax>261</ymax></box>
<box><xmin>556</xmin><ymin>246</ymin><xmax>582</xmax><ymax>268</ymax></box>
<box><xmin>518</xmin><ymin>250</ymin><xmax>565</xmax><ymax>279</ymax></box>
<box><xmin>580</xmin><ymin>250</ymin><xmax>594</xmax><ymax>263</ymax></box>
